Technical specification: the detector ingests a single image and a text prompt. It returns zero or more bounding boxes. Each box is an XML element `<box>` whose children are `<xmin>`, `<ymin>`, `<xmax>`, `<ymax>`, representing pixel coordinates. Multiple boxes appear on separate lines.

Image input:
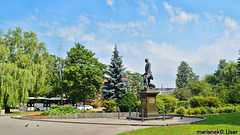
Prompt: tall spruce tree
<box><xmin>102</xmin><ymin>45</ymin><xmax>130</xmax><ymax>105</ymax></box>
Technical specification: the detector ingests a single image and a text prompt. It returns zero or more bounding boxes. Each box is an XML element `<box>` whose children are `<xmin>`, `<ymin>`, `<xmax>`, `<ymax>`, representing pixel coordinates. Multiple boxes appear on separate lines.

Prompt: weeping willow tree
<box><xmin>0</xmin><ymin>28</ymin><xmax>51</xmax><ymax>112</ymax></box>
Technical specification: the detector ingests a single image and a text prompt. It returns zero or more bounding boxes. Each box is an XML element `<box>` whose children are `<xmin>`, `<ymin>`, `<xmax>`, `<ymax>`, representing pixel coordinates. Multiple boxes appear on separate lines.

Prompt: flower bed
<box><xmin>23</xmin><ymin>114</ymin><xmax>48</xmax><ymax>118</ymax></box>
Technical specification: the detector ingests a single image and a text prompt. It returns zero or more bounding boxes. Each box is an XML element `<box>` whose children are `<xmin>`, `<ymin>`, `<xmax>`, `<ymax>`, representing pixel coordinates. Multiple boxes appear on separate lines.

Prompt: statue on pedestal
<box><xmin>142</xmin><ymin>58</ymin><xmax>155</xmax><ymax>90</ymax></box>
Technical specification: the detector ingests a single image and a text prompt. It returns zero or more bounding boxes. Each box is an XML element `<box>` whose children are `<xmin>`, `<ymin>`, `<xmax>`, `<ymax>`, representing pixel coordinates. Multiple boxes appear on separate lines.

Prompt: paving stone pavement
<box><xmin>0</xmin><ymin>116</ymin><xmax>205</xmax><ymax>135</ymax></box>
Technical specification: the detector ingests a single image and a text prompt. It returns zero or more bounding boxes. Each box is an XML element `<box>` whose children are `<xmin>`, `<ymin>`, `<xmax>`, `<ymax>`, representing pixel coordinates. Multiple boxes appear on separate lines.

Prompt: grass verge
<box><xmin>118</xmin><ymin>112</ymin><xmax>240</xmax><ymax>135</ymax></box>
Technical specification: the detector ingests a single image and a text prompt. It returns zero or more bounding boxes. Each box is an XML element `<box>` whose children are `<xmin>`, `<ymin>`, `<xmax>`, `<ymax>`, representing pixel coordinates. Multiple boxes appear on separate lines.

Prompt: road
<box><xmin>0</xmin><ymin>116</ymin><xmax>150</xmax><ymax>135</ymax></box>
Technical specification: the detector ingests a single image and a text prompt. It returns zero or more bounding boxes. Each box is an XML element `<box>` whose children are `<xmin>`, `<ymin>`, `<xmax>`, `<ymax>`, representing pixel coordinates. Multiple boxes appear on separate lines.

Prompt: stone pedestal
<box><xmin>140</xmin><ymin>90</ymin><xmax>159</xmax><ymax>117</ymax></box>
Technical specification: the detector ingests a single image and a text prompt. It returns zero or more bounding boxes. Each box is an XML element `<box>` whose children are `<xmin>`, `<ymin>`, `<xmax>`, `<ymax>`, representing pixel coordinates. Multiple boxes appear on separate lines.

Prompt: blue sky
<box><xmin>1</xmin><ymin>0</ymin><xmax>240</xmax><ymax>88</ymax></box>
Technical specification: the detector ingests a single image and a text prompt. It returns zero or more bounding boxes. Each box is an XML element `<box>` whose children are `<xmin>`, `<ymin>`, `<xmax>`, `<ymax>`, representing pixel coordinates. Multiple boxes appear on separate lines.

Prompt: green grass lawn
<box><xmin>119</xmin><ymin>112</ymin><xmax>240</xmax><ymax>135</ymax></box>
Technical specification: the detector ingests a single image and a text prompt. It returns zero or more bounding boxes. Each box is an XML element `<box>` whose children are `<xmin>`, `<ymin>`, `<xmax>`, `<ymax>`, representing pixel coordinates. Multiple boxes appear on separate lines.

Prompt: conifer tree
<box><xmin>102</xmin><ymin>45</ymin><xmax>130</xmax><ymax>105</ymax></box>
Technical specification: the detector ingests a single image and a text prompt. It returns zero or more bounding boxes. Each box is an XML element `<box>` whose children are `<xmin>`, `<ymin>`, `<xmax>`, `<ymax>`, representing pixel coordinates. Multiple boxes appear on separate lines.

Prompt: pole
<box><xmin>136</xmin><ymin>108</ymin><xmax>138</xmax><ymax>117</ymax></box>
<box><xmin>118</xmin><ymin>107</ymin><xmax>120</xmax><ymax>119</ymax></box>
<box><xmin>181</xmin><ymin>108</ymin><xmax>183</xmax><ymax>119</ymax></box>
<box><xmin>163</xmin><ymin>108</ymin><xmax>165</xmax><ymax>121</ymax></box>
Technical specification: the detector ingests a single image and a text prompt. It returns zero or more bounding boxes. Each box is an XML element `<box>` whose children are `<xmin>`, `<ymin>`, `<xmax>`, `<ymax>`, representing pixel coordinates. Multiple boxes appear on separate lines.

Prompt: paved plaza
<box><xmin>0</xmin><ymin>116</ymin><xmax>205</xmax><ymax>135</ymax></box>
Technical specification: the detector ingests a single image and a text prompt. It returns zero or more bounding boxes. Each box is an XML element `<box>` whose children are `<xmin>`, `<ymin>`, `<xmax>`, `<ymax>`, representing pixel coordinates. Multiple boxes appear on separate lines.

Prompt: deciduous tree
<box><xmin>64</xmin><ymin>43</ymin><xmax>106</xmax><ymax>105</ymax></box>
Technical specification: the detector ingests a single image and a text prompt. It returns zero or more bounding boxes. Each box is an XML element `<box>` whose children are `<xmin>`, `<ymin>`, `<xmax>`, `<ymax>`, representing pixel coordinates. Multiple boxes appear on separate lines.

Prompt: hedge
<box><xmin>190</xmin><ymin>96</ymin><xmax>222</xmax><ymax>108</ymax></box>
<box><xmin>177</xmin><ymin>106</ymin><xmax>240</xmax><ymax>115</ymax></box>
<box><xmin>177</xmin><ymin>101</ymin><xmax>190</xmax><ymax>109</ymax></box>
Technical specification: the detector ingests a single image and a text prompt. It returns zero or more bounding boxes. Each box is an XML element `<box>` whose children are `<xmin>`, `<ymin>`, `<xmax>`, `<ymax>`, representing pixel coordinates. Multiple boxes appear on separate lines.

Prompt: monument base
<box><xmin>139</xmin><ymin>89</ymin><xmax>159</xmax><ymax>118</ymax></box>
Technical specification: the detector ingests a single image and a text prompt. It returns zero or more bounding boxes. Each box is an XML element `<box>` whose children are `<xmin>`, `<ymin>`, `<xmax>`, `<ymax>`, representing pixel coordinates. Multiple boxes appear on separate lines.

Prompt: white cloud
<box><xmin>225</xmin><ymin>16</ymin><xmax>239</xmax><ymax>31</ymax></box>
<box><xmin>78</xmin><ymin>15</ymin><xmax>90</xmax><ymax>24</ymax></box>
<box><xmin>151</xmin><ymin>1</ymin><xmax>158</xmax><ymax>14</ymax></box>
<box><xmin>106</xmin><ymin>0</ymin><xmax>114</xmax><ymax>6</ymax></box>
<box><xmin>98</xmin><ymin>20</ymin><xmax>142</xmax><ymax>32</ymax></box>
<box><xmin>35</xmin><ymin>8</ymin><xmax>39</xmax><ymax>13</ymax></box>
<box><xmin>163</xmin><ymin>1</ymin><xmax>199</xmax><ymax>24</ymax></box>
<box><xmin>216</xmin><ymin>15</ymin><xmax>223</xmax><ymax>21</ymax></box>
<box><xmin>56</xmin><ymin>24</ymin><xmax>95</xmax><ymax>41</ymax></box>
<box><xmin>148</xmin><ymin>15</ymin><xmax>156</xmax><ymax>24</ymax></box>
<box><xmin>137</xmin><ymin>1</ymin><xmax>149</xmax><ymax>16</ymax></box>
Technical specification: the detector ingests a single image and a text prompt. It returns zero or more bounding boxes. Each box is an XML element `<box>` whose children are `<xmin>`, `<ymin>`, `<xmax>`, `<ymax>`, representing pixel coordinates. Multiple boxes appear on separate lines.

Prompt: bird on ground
<box><xmin>25</xmin><ymin>124</ymin><xmax>28</xmax><ymax>127</ymax></box>
<box><xmin>37</xmin><ymin>125</ymin><xmax>39</xmax><ymax>127</ymax></box>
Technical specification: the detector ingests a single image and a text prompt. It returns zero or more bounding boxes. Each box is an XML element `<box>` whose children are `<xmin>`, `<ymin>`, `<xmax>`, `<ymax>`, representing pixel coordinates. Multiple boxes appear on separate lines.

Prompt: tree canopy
<box><xmin>0</xmin><ymin>28</ymin><xmax>51</xmax><ymax>112</ymax></box>
<box><xmin>64</xmin><ymin>43</ymin><xmax>106</xmax><ymax>104</ymax></box>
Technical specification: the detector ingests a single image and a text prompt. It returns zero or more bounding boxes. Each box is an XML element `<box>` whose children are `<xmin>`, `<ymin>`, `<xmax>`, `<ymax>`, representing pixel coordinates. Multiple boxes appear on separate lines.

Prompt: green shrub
<box><xmin>190</xmin><ymin>96</ymin><xmax>205</xmax><ymax>108</ymax></box>
<box><xmin>224</xmin><ymin>107</ymin><xmax>233</xmax><ymax>113</ymax></box>
<box><xmin>103</xmin><ymin>99</ymin><xmax>117</xmax><ymax>112</ymax></box>
<box><xmin>156</xmin><ymin>95</ymin><xmax>177</xmax><ymax>112</ymax></box>
<box><xmin>200</xmin><ymin>107</ymin><xmax>208</xmax><ymax>114</ymax></box>
<box><xmin>156</xmin><ymin>98</ymin><xmax>165</xmax><ymax>114</ymax></box>
<box><xmin>119</xmin><ymin>92</ymin><xmax>138</xmax><ymax>112</ymax></box>
<box><xmin>204</xmin><ymin>106</ymin><xmax>212</xmax><ymax>114</ymax></box>
<box><xmin>225</xmin><ymin>104</ymin><xmax>234</xmax><ymax>107</ymax></box>
<box><xmin>211</xmin><ymin>107</ymin><xmax>217</xmax><ymax>114</ymax></box>
<box><xmin>205</xmin><ymin>97</ymin><xmax>221</xmax><ymax>108</ymax></box>
<box><xmin>40</xmin><ymin>105</ymin><xmax>83</xmax><ymax>115</ymax></box>
<box><xmin>218</xmin><ymin>107</ymin><xmax>225</xmax><ymax>113</ymax></box>
<box><xmin>93</xmin><ymin>102</ymin><xmax>99</xmax><ymax>108</ymax></box>
<box><xmin>233</xmin><ymin>107</ymin><xmax>239</xmax><ymax>112</ymax></box>
<box><xmin>136</xmin><ymin>100</ymin><xmax>141</xmax><ymax>111</ymax></box>
<box><xmin>177</xmin><ymin>101</ymin><xmax>190</xmax><ymax>109</ymax></box>
<box><xmin>176</xmin><ymin>107</ymin><xmax>186</xmax><ymax>115</ymax></box>
<box><xmin>193</xmin><ymin>107</ymin><xmax>201</xmax><ymax>115</ymax></box>
<box><xmin>187</xmin><ymin>107</ymin><xmax>194</xmax><ymax>115</ymax></box>
<box><xmin>50</xmin><ymin>106</ymin><xmax>60</xmax><ymax>109</ymax></box>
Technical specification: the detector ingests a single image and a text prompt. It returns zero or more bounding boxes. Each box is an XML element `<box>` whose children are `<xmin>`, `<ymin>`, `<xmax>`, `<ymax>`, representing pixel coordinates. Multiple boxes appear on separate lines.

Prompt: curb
<box><xmin>11</xmin><ymin>115</ymin><xmax>207</xmax><ymax>126</ymax></box>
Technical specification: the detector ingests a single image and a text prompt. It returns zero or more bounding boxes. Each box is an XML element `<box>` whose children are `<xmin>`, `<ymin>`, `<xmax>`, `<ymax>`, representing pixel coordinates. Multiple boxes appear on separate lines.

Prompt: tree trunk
<box><xmin>4</xmin><ymin>105</ymin><xmax>10</xmax><ymax>113</ymax></box>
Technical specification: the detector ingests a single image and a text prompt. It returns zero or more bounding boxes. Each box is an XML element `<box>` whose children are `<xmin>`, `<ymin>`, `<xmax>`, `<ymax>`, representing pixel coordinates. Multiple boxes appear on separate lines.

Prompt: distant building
<box><xmin>155</xmin><ymin>88</ymin><xmax>175</xmax><ymax>95</ymax></box>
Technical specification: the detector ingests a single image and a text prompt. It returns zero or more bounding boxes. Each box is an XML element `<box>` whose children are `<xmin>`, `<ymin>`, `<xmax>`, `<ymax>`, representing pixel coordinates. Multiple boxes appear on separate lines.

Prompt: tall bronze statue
<box><xmin>142</xmin><ymin>58</ymin><xmax>154</xmax><ymax>89</ymax></box>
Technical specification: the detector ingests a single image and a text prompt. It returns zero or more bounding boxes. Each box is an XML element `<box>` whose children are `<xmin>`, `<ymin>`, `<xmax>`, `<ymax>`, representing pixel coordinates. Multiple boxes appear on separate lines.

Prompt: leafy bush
<box><xmin>156</xmin><ymin>98</ymin><xmax>165</xmax><ymax>114</ymax></box>
<box><xmin>200</xmin><ymin>107</ymin><xmax>208</xmax><ymax>114</ymax></box>
<box><xmin>204</xmin><ymin>106</ymin><xmax>212</xmax><ymax>114</ymax></box>
<box><xmin>93</xmin><ymin>102</ymin><xmax>99</xmax><ymax>108</ymax></box>
<box><xmin>156</xmin><ymin>95</ymin><xmax>177</xmax><ymax>112</ymax></box>
<box><xmin>176</xmin><ymin>107</ymin><xmax>186</xmax><ymax>115</ymax></box>
<box><xmin>190</xmin><ymin>96</ymin><xmax>205</xmax><ymax>108</ymax></box>
<box><xmin>190</xmin><ymin>96</ymin><xmax>222</xmax><ymax>108</ymax></box>
<box><xmin>103</xmin><ymin>99</ymin><xmax>117</xmax><ymax>112</ymax></box>
<box><xmin>205</xmin><ymin>97</ymin><xmax>221</xmax><ymax>108</ymax></box>
<box><xmin>187</xmin><ymin>107</ymin><xmax>194</xmax><ymax>115</ymax></box>
<box><xmin>211</xmin><ymin>107</ymin><xmax>217</xmax><ymax>114</ymax></box>
<box><xmin>177</xmin><ymin>101</ymin><xmax>190</xmax><ymax>109</ymax></box>
<box><xmin>225</xmin><ymin>104</ymin><xmax>234</xmax><ymax>107</ymax></box>
<box><xmin>41</xmin><ymin>105</ymin><xmax>83</xmax><ymax>115</ymax></box>
<box><xmin>119</xmin><ymin>92</ymin><xmax>138</xmax><ymax>112</ymax></box>
<box><xmin>193</xmin><ymin>107</ymin><xmax>201</xmax><ymax>115</ymax></box>
<box><xmin>136</xmin><ymin>100</ymin><xmax>141</xmax><ymax>111</ymax></box>
<box><xmin>218</xmin><ymin>107</ymin><xmax>225</xmax><ymax>113</ymax></box>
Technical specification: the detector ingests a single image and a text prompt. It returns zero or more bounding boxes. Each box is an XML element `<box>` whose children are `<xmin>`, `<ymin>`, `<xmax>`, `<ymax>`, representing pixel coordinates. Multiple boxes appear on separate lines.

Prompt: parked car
<box><xmin>77</xmin><ymin>105</ymin><xmax>93</xmax><ymax>110</ymax></box>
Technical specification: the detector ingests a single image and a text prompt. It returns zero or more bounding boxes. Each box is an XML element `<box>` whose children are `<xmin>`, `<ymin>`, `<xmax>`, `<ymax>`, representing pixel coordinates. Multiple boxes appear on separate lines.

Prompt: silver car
<box><xmin>77</xmin><ymin>105</ymin><xmax>93</xmax><ymax>110</ymax></box>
